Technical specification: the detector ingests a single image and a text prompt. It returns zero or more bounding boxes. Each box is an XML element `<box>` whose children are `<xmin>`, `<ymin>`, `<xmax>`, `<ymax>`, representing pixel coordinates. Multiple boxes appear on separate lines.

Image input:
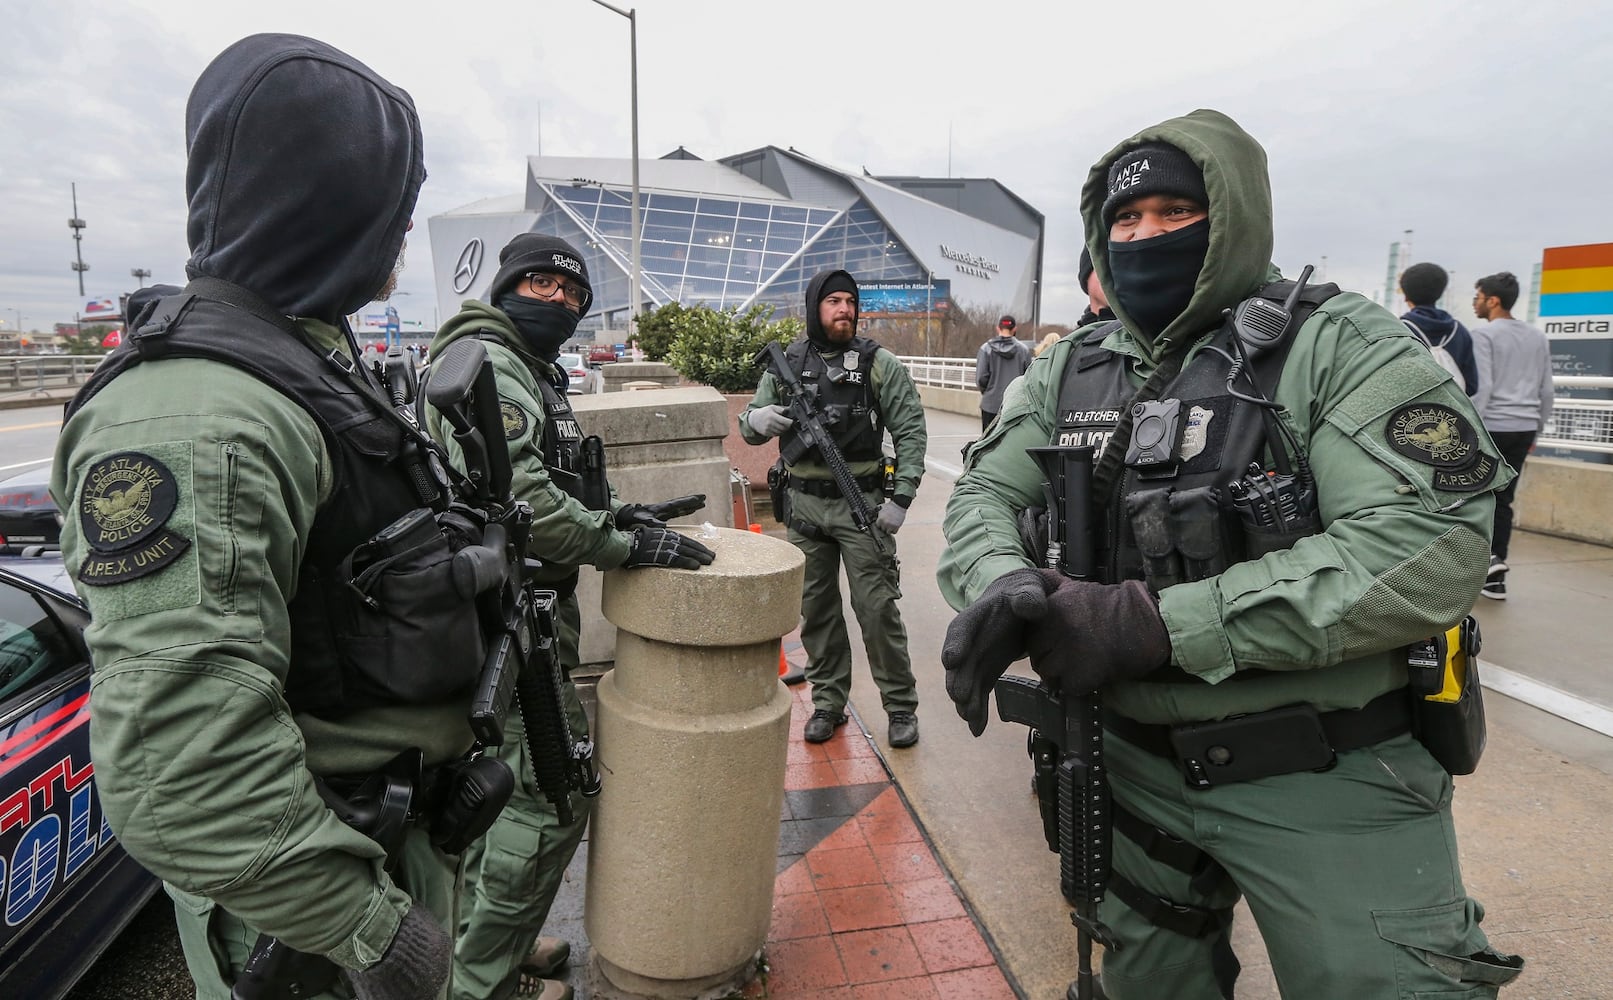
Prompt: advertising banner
<box><xmin>859</xmin><ymin>279</ymin><xmax>951</xmax><ymax>317</ymax></box>
<box><xmin>82</xmin><ymin>297</ymin><xmax>116</xmax><ymax>320</ymax></box>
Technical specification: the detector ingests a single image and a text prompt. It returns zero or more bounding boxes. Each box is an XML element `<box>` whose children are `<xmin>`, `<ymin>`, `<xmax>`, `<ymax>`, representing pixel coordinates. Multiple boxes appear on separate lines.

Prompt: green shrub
<box><xmin>629</xmin><ymin>301</ymin><xmax>686</xmax><ymax>361</ymax></box>
<box><xmin>665</xmin><ymin>304</ymin><xmax>802</xmax><ymax>394</ymax></box>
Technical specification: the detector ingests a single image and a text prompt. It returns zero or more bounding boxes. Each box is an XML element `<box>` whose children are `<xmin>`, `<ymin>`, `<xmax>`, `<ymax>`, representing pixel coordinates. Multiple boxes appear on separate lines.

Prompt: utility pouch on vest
<box><xmin>1408</xmin><ymin>615</ymin><xmax>1486</xmax><ymax>775</ymax></box>
<box><xmin>339</xmin><ymin>507</ymin><xmax>487</xmax><ymax>705</ymax></box>
<box><xmin>767</xmin><ymin>458</ymin><xmax>790</xmax><ymax>524</ymax></box>
<box><xmin>1125</xmin><ymin>486</ymin><xmax>1232</xmax><ymax>593</ymax></box>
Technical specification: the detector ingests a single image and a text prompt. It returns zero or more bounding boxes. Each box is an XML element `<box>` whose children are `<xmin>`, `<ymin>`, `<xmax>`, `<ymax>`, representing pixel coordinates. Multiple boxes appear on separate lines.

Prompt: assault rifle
<box><xmin>753</xmin><ymin>340</ymin><xmax>887</xmax><ymax>554</ymax></box>
<box><xmin>427</xmin><ymin>338</ymin><xmax>602</xmax><ymax>826</ymax></box>
<box><xmin>232</xmin><ymin>751</ymin><xmax>419</xmax><ymax>1000</ymax></box>
<box><xmin>993</xmin><ymin>444</ymin><xmax>1118</xmax><ymax>1000</ymax></box>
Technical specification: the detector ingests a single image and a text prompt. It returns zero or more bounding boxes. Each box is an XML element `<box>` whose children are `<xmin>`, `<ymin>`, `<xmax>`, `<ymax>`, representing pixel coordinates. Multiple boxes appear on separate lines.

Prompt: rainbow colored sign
<box><xmin>1540</xmin><ymin>242</ymin><xmax>1613</xmax><ymax>338</ymax></box>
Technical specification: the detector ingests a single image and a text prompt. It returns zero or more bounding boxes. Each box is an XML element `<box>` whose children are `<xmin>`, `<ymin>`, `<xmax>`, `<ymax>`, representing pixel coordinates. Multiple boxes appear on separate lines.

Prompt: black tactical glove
<box><xmin>1024</xmin><ymin>571</ymin><xmax>1171</xmax><ymax>693</ymax></box>
<box><xmin>614</xmin><ymin>494</ymin><xmax>707</xmax><ymax>531</ymax></box>
<box><xmin>941</xmin><ymin>568</ymin><xmax>1057</xmax><ymax>736</ymax></box>
<box><xmin>622</xmin><ymin>524</ymin><xmax>716</xmax><ymax>570</ymax></box>
<box><xmin>346</xmin><ymin>904</ymin><xmax>451</xmax><ymax>1000</ymax></box>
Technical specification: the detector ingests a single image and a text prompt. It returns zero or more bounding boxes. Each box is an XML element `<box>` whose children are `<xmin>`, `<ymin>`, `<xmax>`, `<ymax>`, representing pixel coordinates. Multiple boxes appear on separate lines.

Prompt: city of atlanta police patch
<box><xmin>1385</xmin><ymin>403</ymin><xmax>1498</xmax><ymax>492</ymax></box>
<box><xmin>501</xmin><ymin>401</ymin><xmax>529</xmax><ymax>440</ymax></box>
<box><xmin>1386</xmin><ymin>404</ymin><xmax>1480</xmax><ymax>469</ymax></box>
<box><xmin>77</xmin><ymin>451</ymin><xmax>191</xmax><ymax>585</ymax></box>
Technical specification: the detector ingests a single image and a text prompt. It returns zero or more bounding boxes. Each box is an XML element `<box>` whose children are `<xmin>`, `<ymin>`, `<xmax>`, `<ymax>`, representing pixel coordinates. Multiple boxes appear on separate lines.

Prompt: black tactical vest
<box><xmin>67</xmin><ymin>284</ymin><xmax>486</xmax><ymax>716</ymax></box>
<box><xmin>531</xmin><ymin>368</ymin><xmax>587</xmax><ymax>503</ymax></box>
<box><xmin>780</xmin><ymin>336</ymin><xmax>884</xmax><ymax>463</ymax></box>
<box><xmin>1054</xmin><ymin>281</ymin><xmax>1338</xmax><ymax>588</ymax></box>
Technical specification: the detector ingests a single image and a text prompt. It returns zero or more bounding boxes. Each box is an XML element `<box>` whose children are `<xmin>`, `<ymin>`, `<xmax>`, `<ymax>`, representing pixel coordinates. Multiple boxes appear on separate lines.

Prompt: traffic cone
<box><xmin>778</xmin><ymin>641</ymin><xmax>806</xmax><ymax>686</ymax></box>
<box><xmin>751</xmin><ymin>523</ymin><xmax>807</xmax><ymax>686</ymax></box>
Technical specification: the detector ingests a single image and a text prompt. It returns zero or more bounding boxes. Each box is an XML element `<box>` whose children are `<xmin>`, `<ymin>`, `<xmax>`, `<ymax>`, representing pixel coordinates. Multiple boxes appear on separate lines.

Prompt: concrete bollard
<box><xmin>586</xmin><ymin>527</ymin><xmax>805</xmax><ymax>998</ymax></box>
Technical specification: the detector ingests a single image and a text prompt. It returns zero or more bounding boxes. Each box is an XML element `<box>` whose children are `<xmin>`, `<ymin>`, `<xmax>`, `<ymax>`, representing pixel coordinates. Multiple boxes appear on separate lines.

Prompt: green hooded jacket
<box><xmin>426</xmin><ymin>300</ymin><xmax>631</xmax><ymax>577</ymax></box>
<box><xmin>939</xmin><ymin>109</ymin><xmax>1508</xmax><ymax>724</ymax></box>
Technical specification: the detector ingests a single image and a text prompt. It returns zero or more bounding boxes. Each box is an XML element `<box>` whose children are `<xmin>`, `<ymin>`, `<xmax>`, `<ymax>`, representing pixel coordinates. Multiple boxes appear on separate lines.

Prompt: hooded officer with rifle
<box><xmin>740</xmin><ymin>269</ymin><xmax>927</xmax><ymax>749</ymax></box>
<box><xmin>938</xmin><ymin>110</ymin><xmax>1523</xmax><ymax>999</ymax></box>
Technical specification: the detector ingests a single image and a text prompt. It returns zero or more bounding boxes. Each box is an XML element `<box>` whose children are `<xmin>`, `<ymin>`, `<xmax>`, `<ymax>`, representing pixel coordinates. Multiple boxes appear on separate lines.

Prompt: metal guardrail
<box><xmin>895</xmin><ymin>356</ymin><xmax>976</xmax><ymax>391</ymax></box>
<box><xmin>1540</xmin><ymin>376</ymin><xmax>1613</xmax><ymax>455</ymax></box>
<box><xmin>0</xmin><ymin>355</ymin><xmax>103</xmax><ymax>394</ymax></box>
<box><xmin>13</xmin><ymin>351</ymin><xmax>1613</xmax><ymax>457</ymax></box>
<box><xmin>896</xmin><ymin>355</ymin><xmax>1613</xmax><ymax>458</ymax></box>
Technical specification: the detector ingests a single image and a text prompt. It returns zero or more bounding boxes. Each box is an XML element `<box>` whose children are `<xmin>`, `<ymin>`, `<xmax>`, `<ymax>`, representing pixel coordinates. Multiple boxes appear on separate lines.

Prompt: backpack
<box><xmin>1403</xmin><ymin>319</ymin><xmax>1466</xmax><ymax>392</ymax></box>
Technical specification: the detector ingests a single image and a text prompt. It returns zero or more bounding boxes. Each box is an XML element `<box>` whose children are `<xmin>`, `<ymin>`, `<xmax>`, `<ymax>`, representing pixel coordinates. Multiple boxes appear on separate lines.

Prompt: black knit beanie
<box><xmin>1400</xmin><ymin>262</ymin><xmax>1448</xmax><ymax>306</ymax></box>
<box><xmin>1101</xmin><ymin>143</ymin><xmax>1208</xmax><ymax>226</ymax></box>
<box><xmin>486</xmin><ymin>233</ymin><xmax>592</xmax><ymax>316</ymax></box>
<box><xmin>818</xmin><ymin>271</ymin><xmax>858</xmax><ymax>305</ymax></box>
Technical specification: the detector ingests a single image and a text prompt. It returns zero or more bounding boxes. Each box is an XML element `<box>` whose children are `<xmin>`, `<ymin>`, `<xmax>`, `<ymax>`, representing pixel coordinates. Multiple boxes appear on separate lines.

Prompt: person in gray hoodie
<box><xmin>976</xmin><ymin>314</ymin><xmax>1033</xmax><ymax>430</ymax></box>
<box><xmin>1472</xmin><ymin>270</ymin><xmax>1555</xmax><ymax>599</ymax></box>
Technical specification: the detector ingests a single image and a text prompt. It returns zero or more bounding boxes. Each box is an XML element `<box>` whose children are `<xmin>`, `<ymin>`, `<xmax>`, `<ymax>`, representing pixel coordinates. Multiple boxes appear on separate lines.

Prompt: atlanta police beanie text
<box><xmin>487</xmin><ymin>233</ymin><xmax>592</xmax><ymax>314</ymax></box>
<box><xmin>1101</xmin><ymin>143</ymin><xmax>1208</xmax><ymax>226</ymax></box>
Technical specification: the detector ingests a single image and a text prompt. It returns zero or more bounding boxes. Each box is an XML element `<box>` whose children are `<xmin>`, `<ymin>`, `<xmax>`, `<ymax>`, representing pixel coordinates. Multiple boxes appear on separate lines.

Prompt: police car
<box><xmin>0</xmin><ymin>554</ymin><xmax>159</xmax><ymax>998</ymax></box>
<box><xmin>0</xmin><ymin>463</ymin><xmax>60</xmax><ymax>555</ymax></box>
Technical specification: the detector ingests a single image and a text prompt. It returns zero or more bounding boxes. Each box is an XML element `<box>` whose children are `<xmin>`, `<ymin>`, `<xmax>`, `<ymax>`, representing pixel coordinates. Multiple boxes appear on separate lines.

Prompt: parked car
<box><xmin>587</xmin><ymin>346</ymin><xmax>618</xmax><ymax>366</ymax></box>
<box><xmin>0</xmin><ymin>554</ymin><xmax>160</xmax><ymax>999</ymax></box>
<box><xmin>555</xmin><ymin>353</ymin><xmax>601</xmax><ymax>395</ymax></box>
<box><xmin>0</xmin><ymin>463</ymin><xmax>60</xmax><ymax>554</ymax></box>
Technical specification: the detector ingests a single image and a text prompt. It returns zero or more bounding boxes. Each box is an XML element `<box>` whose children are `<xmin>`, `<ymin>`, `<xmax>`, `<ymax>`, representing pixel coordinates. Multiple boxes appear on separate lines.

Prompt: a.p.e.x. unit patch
<box><xmin>77</xmin><ymin>451</ymin><xmax>192</xmax><ymax>585</ymax></box>
<box><xmin>1385</xmin><ymin>403</ymin><xmax>1497</xmax><ymax>492</ymax></box>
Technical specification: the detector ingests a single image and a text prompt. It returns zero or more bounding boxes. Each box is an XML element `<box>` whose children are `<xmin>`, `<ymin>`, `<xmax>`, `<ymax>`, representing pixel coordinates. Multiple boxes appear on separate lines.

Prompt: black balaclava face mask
<box><xmin>1107</xmin><ymin>218</ymin><xmax>1210</xmax><ymax>341</ymax></box>
<box><xmin>496</xmin><ymin>293</ymin><xmax>579</xmax><ymax>361</ymax></box>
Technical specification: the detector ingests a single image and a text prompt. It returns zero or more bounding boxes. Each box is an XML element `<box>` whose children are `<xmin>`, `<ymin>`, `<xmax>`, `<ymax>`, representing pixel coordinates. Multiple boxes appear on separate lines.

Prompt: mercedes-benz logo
<box><xmin>452</xmin><ymin>238</ymin><xmax>484</xmax><ymax>294</ymax></box>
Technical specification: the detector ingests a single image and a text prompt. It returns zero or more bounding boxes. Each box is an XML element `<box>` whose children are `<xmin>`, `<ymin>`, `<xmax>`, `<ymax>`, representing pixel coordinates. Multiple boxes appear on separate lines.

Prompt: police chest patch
<box><xmin>1386</xmin><ymin>404</ymin><xmax>1481</xmax><ymax>469</ymax></box>
<box><xmin>77</xmin><ymin>451</ymin><xmax>191</xmax><ymax>586</ymax></box>
<box><xmin>501</xmin><ymin>402</ymin><xmax>529</xmax><ymax>440</ymax></box>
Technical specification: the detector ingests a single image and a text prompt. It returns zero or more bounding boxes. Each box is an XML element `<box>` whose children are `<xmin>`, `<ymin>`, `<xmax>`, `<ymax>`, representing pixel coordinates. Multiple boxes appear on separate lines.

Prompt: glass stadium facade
<box><xmin>428</xmin><ymin>146</ymin><xmax>1042</xmax><ymax>333</ymax></box>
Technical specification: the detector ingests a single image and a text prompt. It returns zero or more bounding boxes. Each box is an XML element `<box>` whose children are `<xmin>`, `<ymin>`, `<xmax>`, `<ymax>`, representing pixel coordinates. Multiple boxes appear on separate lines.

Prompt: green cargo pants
<box><xmin>451</xmin><ymin>594</ymin><xmax>593</xmax><ymax>1000</ymax></box>
<box><xmin>166</xmin><ymin>829</ymin><xmax>457</xmax><ymax>1000</ymax></box>
<box><xmin>1097</xmin><ymin>730</ymin><xmax>1523</xmax><ymax>999</ymax></box>
<box><xmin>786</xmin><ymin>487</ymin><xmax>917</xmax><ymax>716</ymax></box>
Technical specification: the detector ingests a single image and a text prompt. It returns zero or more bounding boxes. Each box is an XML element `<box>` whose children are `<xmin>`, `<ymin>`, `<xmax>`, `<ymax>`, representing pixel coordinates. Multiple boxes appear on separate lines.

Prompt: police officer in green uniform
<box><xmin>740</xmin><ymin>270</ymin><xmax>928</xmax><ymax>748</ymax></box>
<box><xmin>52</xmin><ymin>34</ymin><xmax>469</xmax><ymax>1000</ymax></box>
<box><xmin>426</xmin><ymin>233</ymin><xmax>715</xmax><ymax>1000</ymax></box>
<box><xmin>939</xmin><ymin>110</ymin><xmax>1524</xmax><ymax>998</ymax></box>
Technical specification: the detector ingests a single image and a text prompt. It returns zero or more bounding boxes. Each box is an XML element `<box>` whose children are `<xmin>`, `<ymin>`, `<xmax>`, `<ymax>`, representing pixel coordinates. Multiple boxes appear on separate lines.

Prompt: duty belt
<box><xmin>1105</xmin><ymin>687</ymin><xmax>1413</xmax><ymax>788</ymax></box>
<box><xmin>790</xmin><ymin>474</ymin><xmax>881</xmax><ymax>498</ymax></box>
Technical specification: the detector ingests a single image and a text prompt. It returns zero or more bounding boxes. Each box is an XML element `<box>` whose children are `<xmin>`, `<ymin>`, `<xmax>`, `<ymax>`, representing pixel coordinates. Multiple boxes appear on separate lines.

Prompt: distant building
<box><xmin>428</xmin><ymin>146</ymin><xmax>1044</xmax><ymax>333</ymax></box>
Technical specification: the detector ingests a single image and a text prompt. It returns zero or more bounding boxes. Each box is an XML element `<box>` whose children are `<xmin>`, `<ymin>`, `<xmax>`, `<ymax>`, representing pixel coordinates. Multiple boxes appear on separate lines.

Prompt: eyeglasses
<box><xmin>525</xmin><ymin>272</ymin><xmax>589</xmax><ymax>309</ymax></box>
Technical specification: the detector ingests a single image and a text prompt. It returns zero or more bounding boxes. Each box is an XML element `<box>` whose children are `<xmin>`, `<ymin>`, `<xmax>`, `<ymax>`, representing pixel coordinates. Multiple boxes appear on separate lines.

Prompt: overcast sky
<box><xmin>3</xmin><ymin>0</ymin><xmax>1609</xmax><ymax>336</ymax></box>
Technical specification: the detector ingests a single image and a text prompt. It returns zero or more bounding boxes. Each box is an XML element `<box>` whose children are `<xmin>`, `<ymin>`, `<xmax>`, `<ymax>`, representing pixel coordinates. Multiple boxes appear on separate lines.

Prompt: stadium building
<box><xmin>428</xmin><ymin>145</ymin><xmax>1044</xmax><ymax>336</ymax></box>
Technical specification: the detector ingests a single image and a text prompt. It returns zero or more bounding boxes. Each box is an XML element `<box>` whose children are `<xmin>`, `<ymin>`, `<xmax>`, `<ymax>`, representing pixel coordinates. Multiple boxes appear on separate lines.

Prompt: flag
<box><xmin>101</xmin><ymin>328</ymin><xmax>122</xmax><ymax>348</ymax></box>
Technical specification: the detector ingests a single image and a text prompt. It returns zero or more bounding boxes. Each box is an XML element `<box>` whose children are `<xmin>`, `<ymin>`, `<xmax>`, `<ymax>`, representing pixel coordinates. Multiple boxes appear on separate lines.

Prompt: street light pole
<box><xmin>588</xmin><ymin>0</ymin><xmax>641</xmax><ymax>341</ymax></box>
<box><xmin>69</xmin><ymin>182</ymin><xmax>89</xmax><ymax>296</ymax></box>
<box><xmin>131</xmin><ymin>267</ymin><xmax>151</xmax><ymax>288</ymax></box>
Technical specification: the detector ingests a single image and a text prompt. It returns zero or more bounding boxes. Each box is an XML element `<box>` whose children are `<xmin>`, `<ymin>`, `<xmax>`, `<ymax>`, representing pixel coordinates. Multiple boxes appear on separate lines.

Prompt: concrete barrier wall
<box><xmin>918</xmin><ymin>383</ymin><xmax>981</xmax><ymax>418</ymax></box>
<box><xmin>570</xmin><ymin>385</ymin><xmax>734</xmax><ymax>667</ymax></box>
<box><xmin>1514</xmin><ymin>455</ymin><xmax>1613</xmax><ymax>546</ymax></box>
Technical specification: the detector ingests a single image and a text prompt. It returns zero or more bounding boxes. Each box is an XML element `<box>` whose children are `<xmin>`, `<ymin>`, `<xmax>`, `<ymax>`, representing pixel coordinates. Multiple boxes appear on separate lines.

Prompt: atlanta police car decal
<box><xmin>76</xmin><ymin>452</ymin><xmax>191</xmax><ymax>585</ymax></box>
<box><xmin>501</xmin><ymin>402</ymin><xmax>530</xmax><ymax>440</ymax></box>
